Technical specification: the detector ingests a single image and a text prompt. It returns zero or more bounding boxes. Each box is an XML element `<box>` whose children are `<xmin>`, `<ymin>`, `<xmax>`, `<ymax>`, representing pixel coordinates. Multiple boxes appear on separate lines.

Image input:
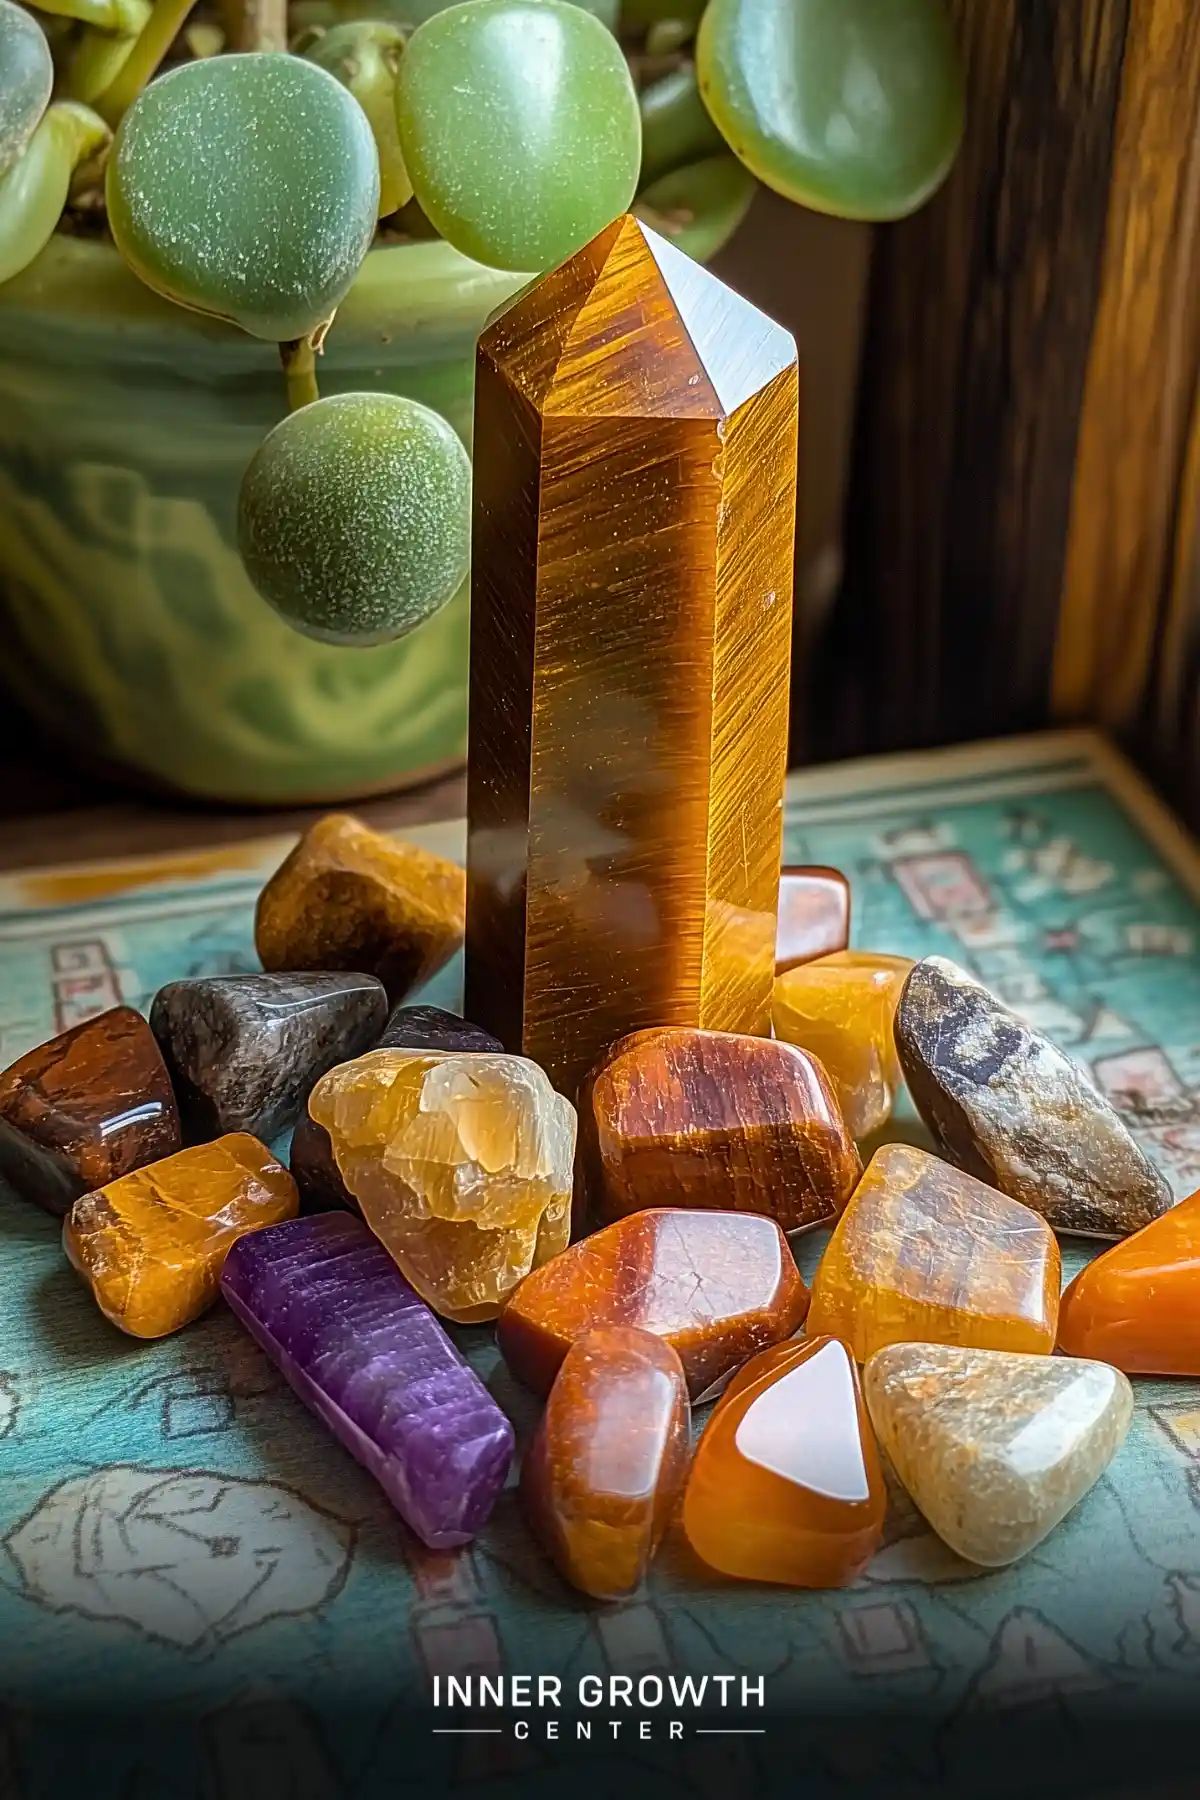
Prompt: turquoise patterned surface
<box><xmin>1</xmin><ymin>732</ymin><xmax>1200</xmax><ymax>1797</ymax></box>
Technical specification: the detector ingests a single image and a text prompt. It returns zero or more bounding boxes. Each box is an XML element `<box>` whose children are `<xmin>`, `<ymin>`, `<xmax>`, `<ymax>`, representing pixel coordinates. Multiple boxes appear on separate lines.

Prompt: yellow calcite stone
<box><xmin>806</xmin><ymin>1142</ymin><xmax>1061</xmax><ymax>1362</ymax></box>
<box><xmin>308</xmin><ymin>1048</ymin><xmax>576</xmax><ymax>1322</ymax></box>
<box><xmin>771</xmin><ymin>951</ymin><xmax>912</xmax><ymax>1136</ymax></box>
<box><xmin>63</xmin><ymin>1134</ymin><xmax>298</xmax><ymax>1339</ymax></box>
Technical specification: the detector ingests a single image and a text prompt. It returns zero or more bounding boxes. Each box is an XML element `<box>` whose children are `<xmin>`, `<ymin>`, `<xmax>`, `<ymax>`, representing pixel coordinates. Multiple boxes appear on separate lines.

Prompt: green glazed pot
<box><xmin>0</xmin><ymin>234</ymin><xmax>523</xmax><ymax>803</ymax></box>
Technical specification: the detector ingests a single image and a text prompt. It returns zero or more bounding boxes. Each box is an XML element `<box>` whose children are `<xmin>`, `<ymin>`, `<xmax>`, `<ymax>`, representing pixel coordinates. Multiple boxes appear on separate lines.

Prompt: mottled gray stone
<box><xmin>894</xmin><ymin>955</ymin><xmax>1173</xmax><ymax>1238</ymax></box>
<box><xmin>150</xmin><ymin>972</ymin><xmax>387</xmax><ymax>1143</ymax></box>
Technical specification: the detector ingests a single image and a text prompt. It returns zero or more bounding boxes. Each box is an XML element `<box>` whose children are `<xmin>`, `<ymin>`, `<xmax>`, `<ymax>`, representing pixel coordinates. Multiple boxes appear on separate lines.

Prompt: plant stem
<box><xmin>95</xmin><ymin>0</ymin><xmax>201</xmax><ymax>124</ymax></box>
<box><xmin>230</xmin><ymin>0</ymin><xmax>287</xmax><ymax>52</ymax></box>
<box><xmin>280</xmin><ymin>338</ymin><xmax>321</xmax><ymax>410</ymax></box>
<box><xmin>34</xmin><ymin>0</ymin><xmax>147</xmax><ymax>32</ymax></box>
<box><xmin>63</xmin><ymin>1</ymin><xmax>151</xmax><ymax>105</ymax></box>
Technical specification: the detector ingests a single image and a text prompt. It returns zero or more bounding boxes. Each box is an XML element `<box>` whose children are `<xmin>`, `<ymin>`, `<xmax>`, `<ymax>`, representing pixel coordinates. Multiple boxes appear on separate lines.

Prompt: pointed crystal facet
<box><xmin>807</xmin><ymin>1142</ymin><xmax>1060</xmax><ymax>1362</ymax></box>
<box><xmin>465</xmin><ymin>213</ymin><xmax>798</xmax><ymax>1096</ymax></box>
<box><xmin>1057</xmin><ymin>1186</ymin><xmax>1200</xmax><ymax>1373</ymax></box>
<box><xmin>498</xmin><ymin>1205</ymin><xmax>808</xmax><ymax>1399</ymax></box>
<box><xmin>308</xmin><ymin>1047</ymin><xmax>576</xmax><ymax>1322</ymax></box>
<box><xmin>683</xmin><ymin>1334</ymin><xmax>886</xmax><ymax>1587</ymax></box>
<box><xmin>863</xmin><ymin>1343</ymin><xmax>1133</xmax><ymax>1566</ymax></box>
<box><xmin>895</xmin><ymin>955</ymin><xmax>1172</xmax><ymax>1237</ymax></box>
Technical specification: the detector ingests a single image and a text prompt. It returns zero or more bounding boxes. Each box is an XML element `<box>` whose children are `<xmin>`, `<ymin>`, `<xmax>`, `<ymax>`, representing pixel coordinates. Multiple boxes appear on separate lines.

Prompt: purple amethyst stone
<box><xmin>221</xmin><ymin>1212</ymin><xmax>514</xmax><ymax>1547</ymax></box>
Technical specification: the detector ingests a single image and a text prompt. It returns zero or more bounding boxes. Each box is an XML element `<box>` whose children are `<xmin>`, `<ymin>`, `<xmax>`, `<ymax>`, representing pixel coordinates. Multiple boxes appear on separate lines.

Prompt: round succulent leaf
<box><xmin>237</xmin><ymin>391</ymin><xmax>471</xmax><ymax>646</ymax></box>
<box><xmin>698</xmin><ymin>0</ymin><xmax>964</xmax><ymax>222</ymax></box>
<box><xmin>106</xmin><ymin>53</ymin><xmax>381</xmax><ymax>342</ymax></box>
<box><xmin>635</xmin><ymin>153</ymin><xmax>755</xmax><ymax>263</ymax></box>
<box><xmin>0</xmin><ymin>0</ymin><xmax>53</xmax><ymax>179</ymax></box>
<box><xmin>304</xmin><ymin>21</ymin><xmax>413</xmax><ymax>215</ymax></box>
<box><xmin>395</xmin><ymin>0</ymin><xmax>641</xmax><ymax>272</ymax></box>
<box><xmin>639</xmin><ymin>63</ymin><xmax>724</xmax><ymax>186</ymax></box>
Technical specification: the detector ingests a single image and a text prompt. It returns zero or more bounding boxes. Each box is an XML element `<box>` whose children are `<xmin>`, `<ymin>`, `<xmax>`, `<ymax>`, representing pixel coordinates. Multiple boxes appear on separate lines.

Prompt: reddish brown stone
<box><xmin>776</xmin><ymin>866</ymin><xmax>851</xmax><ymax>973</ymax></box>
<box><xmin>288</xmin><ymin>1113</ymin><xmax>360</xmax><ymax>1215</ymax></box>
<box><xmin>0</xmin><ymin>1007</ymin><xmax>180</xmax><ymax>1217</ymax></box>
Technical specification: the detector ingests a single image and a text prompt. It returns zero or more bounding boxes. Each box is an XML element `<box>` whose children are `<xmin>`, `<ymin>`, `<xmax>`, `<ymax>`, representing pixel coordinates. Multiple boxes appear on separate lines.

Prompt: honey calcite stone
<box><xmin>772</xmin><ymin>951</ymin><xmax>912</xmax><ymax>1137</ymax></box>
<box><xmin>864</xmin><ymin>1344</ymin><xmax>1133</xmax><ymax>1567</ymax></box>
<box><xmin>308</xmin><ymin>1048</ymin><xmax>576</xmax><ymax>1322</ymax></box>
<box><xmin>1057</xmin><ymin>1186</ymin><xmax>1200</xmax><ymax>1373</ymax></box>
<box><xmin>0</xmin><ymin>1006</ymin><xmax>180</xmax><ymax>1217</ymax></box>
<box><xmin>466</xmin><ymin>213</ymin><xmax>798</xmax><ymax>1097</ymax></box>
<box><xmin>581</xmin><ymin>1026</ymin><xmax>860</xmax><ymax>1231</ymax></box>
<box><xmin>521</xmin><ymin>1325</ymin><xmax>690</xmax><ymax>1600</ymax></box>
<box><xmin>255</xmin><ymin>813</ymin><xmax>466</xmax><ymax>1002</ymax></box>
<box><xmin>807</xmin><ymin>1142</ymin><xmax>1060</xmax><ymax>1362</ymax></box>
<box><xmin>498</xmin><ymin>1207</ymin><xmax>808</xmax><ymax>1399</ymax></box>
<box><xmin>775</xmin><ymin>866</ymin><xmax>850</xmax><ymax>973</ymax></box>
<box><xmin>63</xmin><ymin>1134</ymin><xmax>298</xmax><ymax>1338</ymax></box>
<box><xmin>895</xmin><ymin>955</ymin><xmax>1172</xmax><ymax>1237</ymax></box>
<box><xmin>683</xmin><ymin>1334</ymin><xmax>886</xmax><ymax>1588</ymax></box>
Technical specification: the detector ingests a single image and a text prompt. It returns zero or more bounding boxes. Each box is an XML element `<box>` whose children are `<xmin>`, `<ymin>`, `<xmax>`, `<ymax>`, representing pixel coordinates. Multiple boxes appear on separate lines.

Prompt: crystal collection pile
<box><xmin>0</xmin><ymin>811</ymin><xmax>1190</xmax><ymax>1600</ymax></box>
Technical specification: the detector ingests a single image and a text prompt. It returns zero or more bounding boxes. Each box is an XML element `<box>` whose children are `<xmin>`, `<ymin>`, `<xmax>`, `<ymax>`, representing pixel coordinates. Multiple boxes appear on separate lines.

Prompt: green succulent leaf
<box><xmin>238</xmin><ymin>391</ymin><xmax>472</xmax><ymax>646</ymax></box>
<box><xmin>395</xmin><ymin>0</ymin><xmax>641</xmax><ymax>272</ymax></box>
<box><xmin>0</xmin><ymin>1</ymin><xmax>53</xmax><ymax>179</ymax></box>
<box><xmin>106</xmin><ymin>53</ymin><xmax>381</xmax><ymax>342</ymax></box>
<box><xmin>0</xmin><ymin>101</ymin><xmax>110</xmax><ymax>286</ymax></box>
<box><xmin>304</xmin><ymin>21</ymin><xmax>413</xmax><ymax>216</ymax></box>
<box><xmin>635</xmin><ymin>153</ymin><xmax>755</xmax><ymax>263</ymax></box>
<box><xmin>698</xmin><ymin>0</ymin><xmax>964</xmax><ymax>222</ymax></box>
<box><xmin>639</xmin><ymin>63</ymin><xmax>724</xmax><ymax>186</ymax></box>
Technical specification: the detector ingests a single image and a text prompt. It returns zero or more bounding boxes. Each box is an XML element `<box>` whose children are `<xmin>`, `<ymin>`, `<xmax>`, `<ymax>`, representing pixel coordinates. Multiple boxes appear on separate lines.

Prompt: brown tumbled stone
<box><xmin>776</xmin><ymin>866</ymin><xmax>850</xmax><ymax>972</ymax></box>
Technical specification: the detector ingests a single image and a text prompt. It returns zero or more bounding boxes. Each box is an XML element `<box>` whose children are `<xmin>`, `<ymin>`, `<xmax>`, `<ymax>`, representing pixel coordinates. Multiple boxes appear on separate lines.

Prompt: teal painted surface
<box><xmin>1</xmin><ymin>736</ymin><xmax>1199</xmax><ymax>1793</ymax></box>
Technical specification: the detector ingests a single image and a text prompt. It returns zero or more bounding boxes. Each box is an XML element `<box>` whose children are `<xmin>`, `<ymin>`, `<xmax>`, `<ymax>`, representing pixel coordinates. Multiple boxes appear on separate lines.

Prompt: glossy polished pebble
<box><xmin>697</xmin><ymin>0</ymin><xmax>963</xmax><ymax>221</ymax></box>
<box><xmin>807</xmin><ymin>1142</ymin><xmax>1060</xmax><ymax>1362</ymax></box>
<box><xmin>0</xmin><ymin>0</ymin><xmax>53</xmax><ymax>177</ymax></box>
<box><xmin>582</xmin><ymin>1025</ymin><xmax>860</xmax><ymax>1231</ymax></box>
<box><xmin>289</xmin><ymin>1112</ymin><xmax>358</xmax><ymax>1215</ymax></box>
<box><xmin>0</xmin><ymin>1007</ymin><xmax>180</xmax><ymax>1217</ymax></box>
<box><xmin>864</xmin><ymin>1344</ymin><xmax>1133</xmax><ymax>1567</ymax></box>
<box><xmin>895</xmin><ymin>956</ymin><xmax>1173</xmax><ymax>1237</ymax></box>
<box><xmin>772</xmin><ymin>951</ymin><xmax>910</xmax><ymax>1137</ymax></box>
<box><xmin>1057</xmin><ymin>1187</ymin><xmax>1200</xmax><ymax>1373</ymax></box>
<box><xmin>150</xmin><ymin>971</ymin><xmax>387</xmax><ymax>1142</ymax></box>
<box><xmin>222</xmin><ymin>1212</ymin><xmax>514</xmax><ymax>1547</ymax></box>
<box><xmin>521</xmin><ymin>1325</ymin><xmax>690</xmax><ymax>1598</ymax></box>
<box><xmin>775</xmin><ymin>865</ymin><xmax>851</xmax><ymax>973</ymax></box>
<box><xmin>395</xmin><ymin>0</ymin><xmax>641</xmax><ymax>271</ymax></box>
<box><xmin>683</xmin><ymin>1334</ymin><xmax>885</xmax><ymax>1587</ymax></box>
<box><xmin>378</xmin><ymin>1003</ymin><xmax>502</xmax><ymax>1055</ymax></box>
<box><xmin>309</xmin><ymin>1048</ymin><xmax>575</xmax><ymax>1321</ymax></box>
<box><xmin>63</xmin><ymin>1134</ymin><xmax>298</xmax><ymax>1338</ymax></box>
<box><xmin>498</xmin><ymin>1207</ymin><xmax>808</xmax><ymax>1399</ymax></box>
<box><xmin>255</xmin><ymin>813</ymin><xmax>466</xmax><ymax>1002</ymax></box>
<box><xmin>107</xmin><ymin>54</ymin><xmax>378</xmax><ymax>341</ymax></box>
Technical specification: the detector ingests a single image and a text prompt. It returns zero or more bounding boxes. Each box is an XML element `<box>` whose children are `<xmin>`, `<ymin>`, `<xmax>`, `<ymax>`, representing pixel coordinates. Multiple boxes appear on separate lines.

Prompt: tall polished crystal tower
<box><xmin>465</xmin><ymin>213</ymin><xmax>799</xmax><ymax>1096</ymax></box>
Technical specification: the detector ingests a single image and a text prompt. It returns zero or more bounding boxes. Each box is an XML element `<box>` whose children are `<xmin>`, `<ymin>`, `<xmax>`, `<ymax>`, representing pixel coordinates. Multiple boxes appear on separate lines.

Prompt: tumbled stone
<box><xmin>222</xmin><ymin>1211</ymin><xmax>514</xmax><ymax>1547</ymax></box>
<box><xmin>308</xmin><ymin>1048</ymin><xmax>575</xmax><ymax>1322</ymax></box>
<box><xmin>806</xmin><ymin>1142</ymin><xmax>1060</xmax><ymax>1362</ymax></box>
<box><xmin>863</xmin><ymin>1343</ymin><xmax>1133</xmax><ymax>1566</ymax></box>
<box><xmin>378</xmin><ymin>1003</ymin><xmax>503</xmax><ymax>1055</ymax></box>
<box><xmin>895</xmin><ymin>955</ymin><xmax>1172</xmax><ymax>1237</ymax></box>
<box><xmin>521</xmin><ymin>1325</ymin><xmax>689</xmax><ymax>1599</ymax></box>
<box><xmin>772</xmin><ymin>950</ymin><xmax>912</xmax><ymax>1137</ymax></box>
<box><xmin>63</xmin><ymin>1134</ymin><xmax>298</xmax><ymax>1338</ymax></box>
<box><xmin>288</xmin><ymin>1112</ymin><xmax>358</xmax><ymax>1215</ymax></box>
<box><xmin>683</xmin><ymin>1334</ymin><xmax>886</xmax><ymax>1587</ymax></box>
<box><xmin>581</xmin><ymin>1025</ymin><xmax>860</xmax><ymax>1231</ymax></box>
<box><xmin>255</xmin><ymin>812</ymin><xmax>466</xmax><ymax>1001</ymax></box>
<box><xmin>775</xmin><ymin>865</ymin><xmax>850</xmax><ymax>972</ymax></box>
<box><xmin>0</xmin><ymin>1006</ymin><xmax>180</xmax><ymax>1217</ymax></box>
<box><xmin>498</xmin><ymin>1207</ymin><xmax>808</xmax><ymax>1399</ymax></box>
<box><xmin>1057</xmin><ymin>1186</ymin><xmax>1200</xmax><ymax>1373</ymax></box>
<box><xmin>150</xmin><ymin>971</ymin><xmax>387</xmax><ymax>1143</ymax></box>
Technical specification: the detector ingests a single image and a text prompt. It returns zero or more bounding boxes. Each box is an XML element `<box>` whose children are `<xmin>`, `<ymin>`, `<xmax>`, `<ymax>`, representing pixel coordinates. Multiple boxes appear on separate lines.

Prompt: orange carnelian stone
<box><xmin>521</xmin><ymin>1325</ymin><xmax>690</xmax><ymax>1599</ymax></box>
<box><xmin>1057</xmin><ymin>1186</ymin><xmax>1200</xmax><ymax>1373</ymax></box>
<box><xmin>772</xmin><ymin>951</ymin><xmax>912</xmax><ymax>1137</ymax></box>
<box><xmin>807</xmin><ymin>1142</ymin><xmax>1060</xmax><ymax>1362</ymax></box>
<box><xmin>776</xmin><ymin>866</ymin><xmax>850</xmax><ymax>972</ymax></box>
<box><xmin>63</xmin><ymin>1134</ymin><xmax>298</xmax><ymax>1338</ymax></box>
<box><xmin>498</xmin><ymin>1207</ymin><xmax>808</xmax><ymax>1399</ymax></box>
<box><xmin>580</xmin><ymin>1026</ymin><xmax>861</xmax><ymax>1231</ymax></box>
<box><xmin>683</xmin><ymin>1334</ymin><xmax>885</xmax><ymax>1587</ymax></box>
<box><xmin>255</xmin><ymin>813</ymin><xmax>466</xmax><ymax>1001</ymax></box>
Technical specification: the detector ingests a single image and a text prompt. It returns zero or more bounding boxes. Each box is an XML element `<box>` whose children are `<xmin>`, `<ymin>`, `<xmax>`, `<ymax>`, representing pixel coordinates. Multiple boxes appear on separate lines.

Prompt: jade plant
<box><xmin>0</xmin><ymin>0</ymin><xmax>962</xmax><ymax>645</ymax></box>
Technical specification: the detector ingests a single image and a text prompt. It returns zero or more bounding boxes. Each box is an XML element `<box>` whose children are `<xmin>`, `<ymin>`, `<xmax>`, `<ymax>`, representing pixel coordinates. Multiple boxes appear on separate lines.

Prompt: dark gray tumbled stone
<box><xmin>289</xmin><ymin>1111</ymin><xmax>359</xmax><ymax>1215</ymax></box>
<box><xmin>377</xmin><ymin>1003</ymin><xmax>503</xmax><ymax>1055</ymax></box>
<box><xmin>150</xmin><ymin>972</ymin><xmax>387</xmax><ymax>1143</ymax></box>
<box><xmin>894</xmin><ymin>955</ymin><xmax>1173</xmax><ymax>1239</ymax></box>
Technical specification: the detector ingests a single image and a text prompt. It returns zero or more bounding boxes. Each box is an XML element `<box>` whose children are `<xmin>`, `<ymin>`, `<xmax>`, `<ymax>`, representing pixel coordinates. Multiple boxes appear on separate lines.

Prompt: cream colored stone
<box><xmin>308</xmin><ymin>1048</ymin><xmax>576</xmax><ymax>1322</ymax></box>
<box><xmin>862</xmin><ymin>1342</ymin><xmax>1133</xmax><ymax>1567</ymax></box>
